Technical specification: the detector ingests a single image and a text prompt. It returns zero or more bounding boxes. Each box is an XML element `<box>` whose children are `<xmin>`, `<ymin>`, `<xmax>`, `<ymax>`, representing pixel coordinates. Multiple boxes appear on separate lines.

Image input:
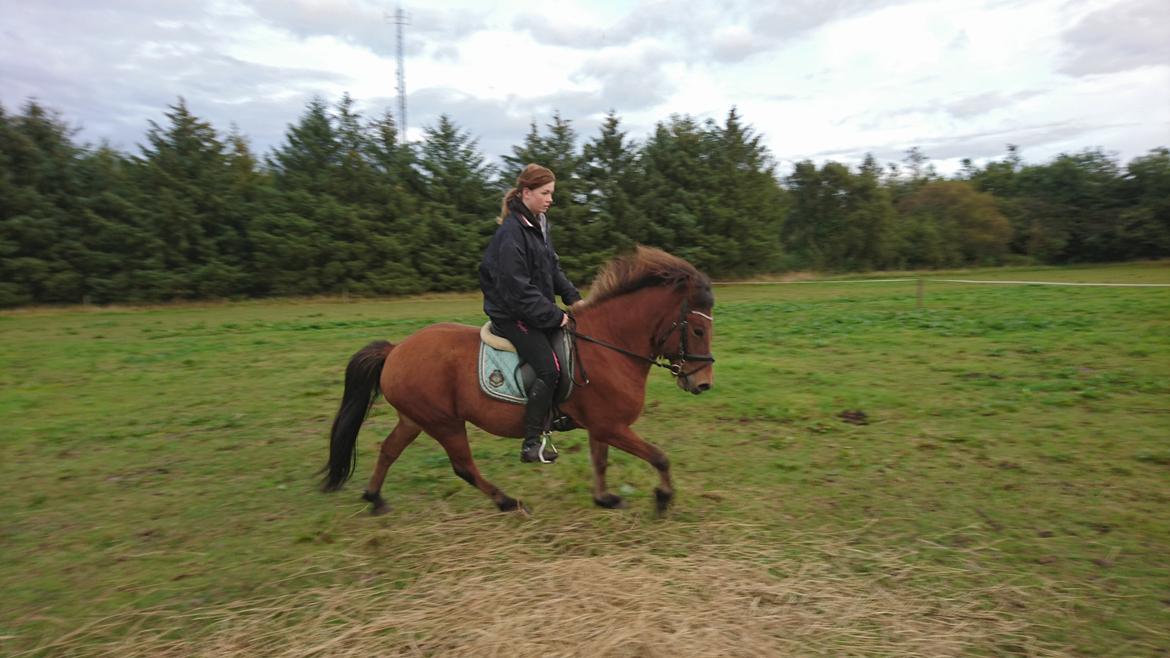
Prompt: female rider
<box><xmin>479</xmin><ymin>164</ymin><xmax>583</xmax><ymax>463</ymax></box>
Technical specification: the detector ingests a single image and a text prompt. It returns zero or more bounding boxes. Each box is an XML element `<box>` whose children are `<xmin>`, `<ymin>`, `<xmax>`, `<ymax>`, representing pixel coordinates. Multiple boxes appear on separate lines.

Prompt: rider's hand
<box><xmin>571</xmin><ymin>300</ymin><xmax>587</xmax><ymax>313</ymax></box>
<box><xmin>560</xmin><ymin>312</ymin><xmax>569</xmax><ymax>327</ymax></box>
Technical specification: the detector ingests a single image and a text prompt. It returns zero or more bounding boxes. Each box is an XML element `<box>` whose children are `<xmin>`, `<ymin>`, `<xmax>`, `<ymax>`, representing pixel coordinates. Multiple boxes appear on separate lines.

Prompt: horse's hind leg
<box><xmin>433</xmin><ymin>423</ymin><xmax>525</xmax><ymax>513</ymax></box>
<box><xmin>362</xmin><ymin>416</ymin><xmax>422</xmax><ymax>515</ymax></box>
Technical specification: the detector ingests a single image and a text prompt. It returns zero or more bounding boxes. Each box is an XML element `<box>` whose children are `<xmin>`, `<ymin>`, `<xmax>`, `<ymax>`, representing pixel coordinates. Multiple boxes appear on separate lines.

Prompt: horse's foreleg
<box><xmin>433</xmin><ymin>424</ymin><xmax>525</xmax><ymax>513</ymax></box>
<box><xmin>363</xmin><ymin>416</ymin><xmax>422</xmax><ymax>515</ymax></box>
<box><xmin>588</xmin><ymin>434</ymin><xmax>624</xmax><ymax>509</ymax></box>
<box><xmin>596</xmin><ymin>426</ymin><xmax>673</xmax><ymax>516</ymax></box>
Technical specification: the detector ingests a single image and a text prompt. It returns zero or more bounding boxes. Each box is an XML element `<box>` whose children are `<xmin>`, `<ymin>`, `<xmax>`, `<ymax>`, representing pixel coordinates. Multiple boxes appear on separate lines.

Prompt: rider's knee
<box><xmin>536</xmin><ymin>369</ymin><xmax>558</xmax><ymax>389</ymax></box>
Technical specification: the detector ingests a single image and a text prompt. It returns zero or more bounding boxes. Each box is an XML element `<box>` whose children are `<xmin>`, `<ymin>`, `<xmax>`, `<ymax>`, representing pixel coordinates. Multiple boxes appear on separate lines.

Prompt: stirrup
<box><xmin>521</xmin><ymin>433</ymin><xmax>558</xmax><ymax>464</ymax></box>
<box><xmin>538</xmin><ymin>432</ymin><xmax>558</xmax><ymax>464</ymax></box>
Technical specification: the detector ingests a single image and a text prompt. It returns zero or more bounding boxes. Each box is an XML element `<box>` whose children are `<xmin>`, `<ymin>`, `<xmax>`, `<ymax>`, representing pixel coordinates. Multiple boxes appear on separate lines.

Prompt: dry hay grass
<box><xmin>27</xmin><ymin>510</ymin><xmax>1068</xmax><ymax>657</ymax></box>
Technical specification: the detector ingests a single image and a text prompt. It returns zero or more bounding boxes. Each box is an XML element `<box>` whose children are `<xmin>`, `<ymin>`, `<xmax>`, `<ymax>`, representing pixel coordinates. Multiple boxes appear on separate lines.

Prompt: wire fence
<box><xmin>712</xmin><ymin>276</ymin><xmax>1169</xmax><ymax>312</ymax></box>
<box><xmin>715</xmin><ymin>278</ymin><xmax>1170</xmax><ymax>288</ymax></box>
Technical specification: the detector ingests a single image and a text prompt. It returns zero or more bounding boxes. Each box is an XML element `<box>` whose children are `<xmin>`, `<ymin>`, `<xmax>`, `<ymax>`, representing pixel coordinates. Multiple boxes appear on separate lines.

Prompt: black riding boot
<box><xmin>520</xmin><ymin>379</ymin><xmax>558</xmax><ymax>463</ymax></box>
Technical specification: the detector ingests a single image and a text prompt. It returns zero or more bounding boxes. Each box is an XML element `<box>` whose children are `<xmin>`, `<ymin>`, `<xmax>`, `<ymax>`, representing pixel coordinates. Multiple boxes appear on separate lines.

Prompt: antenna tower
<box><xmin>393</xmin><ymin>6</ymin><xmax>409</xmax><ymax>143</ymax></box>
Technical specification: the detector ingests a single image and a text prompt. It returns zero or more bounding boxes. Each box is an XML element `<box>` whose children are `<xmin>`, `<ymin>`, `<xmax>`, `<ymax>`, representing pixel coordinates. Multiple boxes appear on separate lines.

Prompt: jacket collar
<box><xmin>508</xmin><ymin>196</ymin><xmax>541</xmax><ymax>229</ymax></box>
<box><xmin>507</xmin><ymin>199</ymin><xmax>547</xmax><ymax>238</ymax></box>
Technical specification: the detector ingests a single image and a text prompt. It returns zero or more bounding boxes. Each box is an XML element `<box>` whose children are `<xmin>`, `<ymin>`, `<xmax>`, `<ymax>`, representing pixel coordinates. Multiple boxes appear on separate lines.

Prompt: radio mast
<box><xmin>393</xmin><ymin>6</ymin><xmax>409</xmax><ymax>143</ymax></box>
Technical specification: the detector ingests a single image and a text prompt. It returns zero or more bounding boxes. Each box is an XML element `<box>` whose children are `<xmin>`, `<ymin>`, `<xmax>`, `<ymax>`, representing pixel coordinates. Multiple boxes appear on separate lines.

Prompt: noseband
<box><xmin>568</xmin><ymin>299</ymin><xmax>715</xmax><ymax>383</ymax></box>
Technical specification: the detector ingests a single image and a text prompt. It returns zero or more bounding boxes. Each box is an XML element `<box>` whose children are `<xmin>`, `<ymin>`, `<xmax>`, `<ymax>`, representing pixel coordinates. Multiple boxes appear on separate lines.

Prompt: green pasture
<box><xmin>2</xmin><ymin>262</ymin><xmax>1168</xmax><ymax>656</ymax></box>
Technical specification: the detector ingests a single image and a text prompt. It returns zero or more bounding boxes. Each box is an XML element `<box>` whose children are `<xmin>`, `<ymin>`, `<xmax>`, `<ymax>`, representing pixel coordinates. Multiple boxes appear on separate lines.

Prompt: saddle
<box><xmin>478</xmin><ymin>322</ymin><xmax>575</xmax><ymax>406</ymax></box>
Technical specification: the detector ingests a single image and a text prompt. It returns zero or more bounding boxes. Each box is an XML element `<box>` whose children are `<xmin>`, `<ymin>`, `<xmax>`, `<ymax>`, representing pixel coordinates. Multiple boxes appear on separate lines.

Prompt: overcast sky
<box><xmin>2</xmin><ymin>0</ymin><xmax>1167</xmax><ymax>175</ymax></box>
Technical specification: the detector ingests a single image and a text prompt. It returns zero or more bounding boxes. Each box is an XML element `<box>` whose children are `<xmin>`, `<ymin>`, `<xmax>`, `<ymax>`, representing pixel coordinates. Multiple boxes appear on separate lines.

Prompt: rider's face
<box><xmin>522</xmin><ymin>182</ymin><xmax>554</xmax><ymax>216</ymax></box>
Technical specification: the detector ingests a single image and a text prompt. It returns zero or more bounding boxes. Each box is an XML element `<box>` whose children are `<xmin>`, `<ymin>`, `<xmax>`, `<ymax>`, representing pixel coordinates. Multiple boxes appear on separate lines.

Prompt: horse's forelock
<box><xmin>691</xmin><ymin>275</ymin><xmax>715</xmax><ymax>310</ymax></box>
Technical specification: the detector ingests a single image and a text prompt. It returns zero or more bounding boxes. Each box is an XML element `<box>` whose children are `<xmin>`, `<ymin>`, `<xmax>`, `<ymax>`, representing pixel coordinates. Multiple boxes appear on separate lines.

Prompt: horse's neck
<box><xmin>577</xmin><ymin>287</ymin><xmax>678</xmax><ymax>355</ymax></box>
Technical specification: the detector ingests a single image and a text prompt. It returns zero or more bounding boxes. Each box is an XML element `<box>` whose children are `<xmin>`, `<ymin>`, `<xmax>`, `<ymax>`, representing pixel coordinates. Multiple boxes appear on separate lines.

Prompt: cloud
<box><xmin>242</xmin><ymin>1</ymin><xmax>489</xmax><ymax>59</ymax></box>
<box><xmin>406</xmin><ymin>88</ymin><xmax>542</xmax><ymax>163</ymax></box>
<box><xmin>512</xmin><ymin>0</ymin><xmax>915</xmax><ymax>64</ymax></box>
<box><xmin>710</xmin><ymin>25</ymin><xmax>772</xmax><ymax>63</ymax></box>
<box><xmin>943</xmin><ymin>89</ymin><xmax>1047</xmax><ymax>118</ymax></box>
<box><xmin>2</xmin><ymin>0</ymin><xmax>1165</xmax><ymax>176</ymax></box>
<box><xmin>915</xmin><ymin>122</ymin><xmax>1086</xmax><ymax>160</ymax></box>
<box><xmin>747</xmin><ymin>0</ymin><xmax>915</xmax><ymax>46</ymax></box>
<box><xmin>511</xmin><ymin>14</ymin><xmax>612</xmax><ymax>49</ymax></box>
<box><xmin>0</xmin><ymin>2</ymin><xmax>346</xmax><ymax>154</ymax></box>
<box><xmin>838</xmin><ymin>87</ymin><xmax>1050</xmax><ymax>132</ymax></box>
<box><xmin>404</xmin><ymin>86</ymin><xmax>642</xmax><ymax>165</ymax></box>
<box><xmin>573</xmin><ymin>46</ymin><xmax>678</xmax><ymax>112</ymax></box>
<box><xmin>1059</xmin><ymin>0</ymin><xmax>1170</xmax><ymax>76</ymax></box>
<box><xmin>804</xmin><ymin>119</ymin><xmax>1142</xmax><ymax>165</ymax></box>
<box><xmin>512</xmin><ymin>1</ymin><xmax>697</xmax><ymax>50</ymax></box>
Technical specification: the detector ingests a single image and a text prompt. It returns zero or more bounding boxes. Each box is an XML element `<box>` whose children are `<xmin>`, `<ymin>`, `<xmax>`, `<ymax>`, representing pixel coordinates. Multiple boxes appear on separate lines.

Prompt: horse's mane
<box><xmin>586</xmin><ymin>246</ymin><xmax>713</xmax><ymax>308</ymax></box>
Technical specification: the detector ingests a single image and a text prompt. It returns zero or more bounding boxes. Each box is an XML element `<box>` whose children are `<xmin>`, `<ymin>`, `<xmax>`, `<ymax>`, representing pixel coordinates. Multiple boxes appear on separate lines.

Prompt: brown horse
<box><xmin>321</xmin><ymin>246</ymin><xmax>716</xmax><ymax>514</ymax></box>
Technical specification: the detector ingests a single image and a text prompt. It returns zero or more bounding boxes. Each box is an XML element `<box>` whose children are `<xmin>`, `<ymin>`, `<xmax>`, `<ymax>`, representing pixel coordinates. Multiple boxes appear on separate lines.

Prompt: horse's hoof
<box><xmin>497</xmin><ymin>497</ymin><xmax>530</xmax><ymax>515</ymax></box>
<box><xmin>362</xmin><ymin>491</ymin><xmax>388</xmax><ymax>516</ymax></box>
<box><xmin>594</xmin><ymin>493</ymin><xmax>625</xmax><ymax>509</ymax></box>
<box><xmin>654</xmin><ymin>488</ymin><xmax>673</xmax><ymax>516</ymax></box>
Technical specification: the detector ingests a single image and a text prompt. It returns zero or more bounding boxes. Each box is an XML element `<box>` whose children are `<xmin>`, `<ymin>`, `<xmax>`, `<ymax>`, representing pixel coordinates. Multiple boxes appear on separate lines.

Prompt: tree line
<box><xmin>1</xmin><ymin>96</ymin><xmax>1167</xmax><ymax>306</ymax></box>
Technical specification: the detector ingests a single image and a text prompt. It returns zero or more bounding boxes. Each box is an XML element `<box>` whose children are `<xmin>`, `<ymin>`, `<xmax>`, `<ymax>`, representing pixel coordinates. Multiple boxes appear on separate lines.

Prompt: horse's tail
<box><xmin>320</xmin><ymin>340</ymin><xmax>394</xmax><ymax>492</ymax></box>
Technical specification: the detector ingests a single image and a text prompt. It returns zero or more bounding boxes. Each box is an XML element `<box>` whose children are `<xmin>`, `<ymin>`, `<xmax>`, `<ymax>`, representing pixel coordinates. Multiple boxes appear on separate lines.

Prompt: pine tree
<box><xmin>636</xmin><ymin>115</ymin><xmax>708</xmax><ymax>255</ymax></box>
<box><xmin>262</xmin><ymin>96</ymin><xmax>397</xmax><ymax>296</ymax></box>
<box><xmin>135</xmin><ymin>98</ymin><xmax>236</xmax><ymax>298</ymax></box>
<box><xmin>701</xmin><ymin>107</ymin><xmax>787</xmax><ymax>276</ymax></box>
<box><xmin>73</xmin><ymin>144</ymin><xmax>164</xmax><ymax>302</ymax></box>
<box><xmin>580</xmin><ymin>111</ymin><xmax>641</xmax><ymax>264</ymax></box>
<box><xmin>418</xmin><ymin>114</ymin><xmax>495</xmax><ymax>217</ymax></box>
<box><xmin>365</xmin><ymin>108</ymin><xmax>422</xmax><ymax>204</ymax></box>
<box><xmin>502</xmin><ymin>121</ymin><xmax>546</xmax><ymax>181</ymax></box>
<box><xmin>268</xmin><ymin>97</ymin><xmax>339</xmax><ymax>196</ymax></box>
<box><xmin>0</xmin><ymin>100</ymin><xmax>85</xmax><ymax>303</ymax></box>
<box><xmin>413</xmin><ymin>114</ymin><xmax>496</xmax><ymax>290</ymax></box>
<box><xmin>360</xmin><ymin>108</ymin><xmax>427</xmax><ymax>294</ymax></box>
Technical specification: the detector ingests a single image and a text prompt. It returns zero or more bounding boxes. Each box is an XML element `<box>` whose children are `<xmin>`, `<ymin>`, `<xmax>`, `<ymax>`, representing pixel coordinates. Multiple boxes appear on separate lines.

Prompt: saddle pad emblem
<box><xmin>488</xmin><ymin>370</ymin><xmax>505</xmax><ymax>388</ymax></box>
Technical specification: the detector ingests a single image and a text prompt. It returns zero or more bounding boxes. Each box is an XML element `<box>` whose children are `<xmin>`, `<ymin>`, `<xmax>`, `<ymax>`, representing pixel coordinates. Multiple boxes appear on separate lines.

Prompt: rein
<box><xmin>567</xmin><ymin>299</ymin><xmax>715</xmax><ymax>385</ymax></box>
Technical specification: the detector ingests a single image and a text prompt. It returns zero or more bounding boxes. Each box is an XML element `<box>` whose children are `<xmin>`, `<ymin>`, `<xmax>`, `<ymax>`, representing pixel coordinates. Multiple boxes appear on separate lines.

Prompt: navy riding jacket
<box><xmin>479</xmin><ymin>207</ymin><xmax>581</xmax><ymax>329</ymax></box>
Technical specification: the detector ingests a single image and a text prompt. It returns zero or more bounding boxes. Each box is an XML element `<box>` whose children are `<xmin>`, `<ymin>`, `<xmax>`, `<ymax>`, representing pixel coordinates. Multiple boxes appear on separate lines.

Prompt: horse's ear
<box><xmin>697</xmin><ymin>280</ymin><xmax>715</xmax><ymax>309</ymax></box>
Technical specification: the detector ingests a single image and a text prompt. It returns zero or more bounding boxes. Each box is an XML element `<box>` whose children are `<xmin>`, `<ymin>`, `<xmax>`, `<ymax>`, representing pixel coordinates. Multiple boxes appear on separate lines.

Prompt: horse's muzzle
<box><xmin>679</xmin><ymin>377</ymin><xmax>711</xmax><ymax>394</ymax></box>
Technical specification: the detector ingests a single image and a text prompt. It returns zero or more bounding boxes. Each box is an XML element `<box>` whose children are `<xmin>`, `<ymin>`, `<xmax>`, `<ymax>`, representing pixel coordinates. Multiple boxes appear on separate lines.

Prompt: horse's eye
<box><xmin>694</xmin><ymin>328</ymin><xmax>705</xmax><ymax>338</ymax></box>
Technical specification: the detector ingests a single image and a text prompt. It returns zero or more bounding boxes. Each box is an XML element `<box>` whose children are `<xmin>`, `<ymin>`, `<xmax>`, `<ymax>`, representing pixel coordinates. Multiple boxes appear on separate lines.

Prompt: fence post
<box><xmin>916</xmin><ymin>278</ymin><xmax>924</xmax><ymax>309</ymax></box>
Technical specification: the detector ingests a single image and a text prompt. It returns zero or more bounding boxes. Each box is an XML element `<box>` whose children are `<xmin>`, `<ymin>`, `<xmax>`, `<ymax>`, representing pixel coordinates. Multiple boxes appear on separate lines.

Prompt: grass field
<box><xmin>2</xmin><ymin>261</ymin><xmax>1168</xmax><ymax>657</ymax></box>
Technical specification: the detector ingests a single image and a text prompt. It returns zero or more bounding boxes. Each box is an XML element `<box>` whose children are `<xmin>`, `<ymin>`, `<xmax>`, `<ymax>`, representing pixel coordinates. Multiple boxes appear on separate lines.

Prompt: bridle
<box><xmin>567</xmin><ymin>298</ymin><xmax>716</xmax><ymax>384</ymax></box>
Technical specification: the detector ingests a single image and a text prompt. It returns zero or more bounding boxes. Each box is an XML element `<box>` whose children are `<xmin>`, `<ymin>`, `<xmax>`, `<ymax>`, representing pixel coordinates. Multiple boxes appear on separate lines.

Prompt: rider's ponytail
<box><xmin>498</xmin><ymin>187</ymin><xmax>520</xmax><ymax>224</ymax></box>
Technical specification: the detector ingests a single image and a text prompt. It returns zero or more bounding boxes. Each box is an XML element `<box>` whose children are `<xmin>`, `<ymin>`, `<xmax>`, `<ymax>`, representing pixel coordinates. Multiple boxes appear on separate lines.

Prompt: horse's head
<box><xmin>585</xmin><ymin>245</ymin><xmax>716</xmax><ymax>394</ymax></box>
<box><xmin>658</xmin><ymin>282</ymin><xmax>715</xmax><ymax>395</ymax></box>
